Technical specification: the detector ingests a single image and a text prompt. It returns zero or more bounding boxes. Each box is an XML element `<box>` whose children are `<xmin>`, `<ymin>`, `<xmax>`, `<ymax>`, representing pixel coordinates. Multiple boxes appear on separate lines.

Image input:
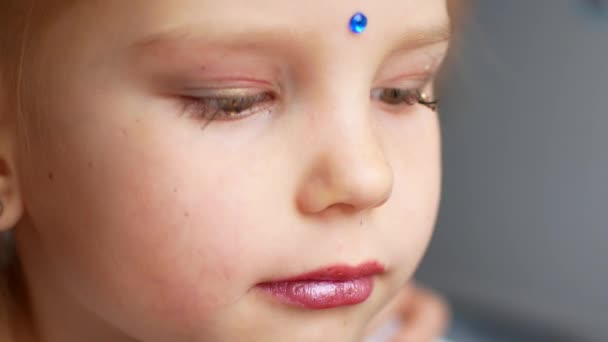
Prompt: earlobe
<box><xmin>0</xmin><ymin>136</ymin><xmax>25</xmax><ymax>233</ymax></box>
<box><xmin>0</xmin><ymin>76</ymin><xmax>25</xmax><ymax>232</ymax></box>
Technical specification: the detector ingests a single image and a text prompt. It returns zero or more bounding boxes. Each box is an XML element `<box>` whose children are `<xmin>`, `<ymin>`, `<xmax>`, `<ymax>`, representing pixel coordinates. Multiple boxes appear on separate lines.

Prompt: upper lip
<box><xmin>264</xmin><ymin>261</ymin><xmax>386</xmax><ymax>283</ymax></box>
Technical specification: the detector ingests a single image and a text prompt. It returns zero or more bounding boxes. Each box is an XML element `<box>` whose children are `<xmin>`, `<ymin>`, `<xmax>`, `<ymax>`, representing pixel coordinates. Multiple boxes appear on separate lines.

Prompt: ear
<box><xmin>0</xmin><ymin>74</ymin><xmax>25</xmax><ymax>233</ymax></box>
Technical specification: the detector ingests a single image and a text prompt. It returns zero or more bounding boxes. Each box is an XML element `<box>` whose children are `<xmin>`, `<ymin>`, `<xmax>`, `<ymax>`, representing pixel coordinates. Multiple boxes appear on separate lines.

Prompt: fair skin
<box><xmin>0</xmin><ymin>0</ymin><xmax>450</xmax><ymax>341</ymax></box>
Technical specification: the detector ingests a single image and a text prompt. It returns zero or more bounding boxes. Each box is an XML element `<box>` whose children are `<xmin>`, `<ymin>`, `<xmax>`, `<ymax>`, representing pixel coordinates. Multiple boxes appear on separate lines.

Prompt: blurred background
<box><xmin>416</xmin><ymin>1</ymin><xmax>608</xmax><ymax>341</ymax></box>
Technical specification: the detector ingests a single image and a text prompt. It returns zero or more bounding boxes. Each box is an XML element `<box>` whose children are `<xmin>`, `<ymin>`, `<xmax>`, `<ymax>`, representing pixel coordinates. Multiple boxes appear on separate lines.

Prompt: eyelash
<box><xmin>182</xmin><ymin>92</ymin><xmax>276</xmax><ymax>122</ymax></box>
<box><xmin>370</xmin><ymin>88</ymin><xmax>438</xmax><ymax>111</ymax></box>
<box><xmin>182</xmin><ymin>87</ymin><xmax>438</xmax><ymax>122</ymax></box>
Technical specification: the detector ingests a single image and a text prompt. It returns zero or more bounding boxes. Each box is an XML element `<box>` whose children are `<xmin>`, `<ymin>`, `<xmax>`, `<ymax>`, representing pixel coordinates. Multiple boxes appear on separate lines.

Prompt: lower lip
<box><xmin>257</xmin><ymin>277</ymin><xmax>374</xmax><ymax>309</ymax></box>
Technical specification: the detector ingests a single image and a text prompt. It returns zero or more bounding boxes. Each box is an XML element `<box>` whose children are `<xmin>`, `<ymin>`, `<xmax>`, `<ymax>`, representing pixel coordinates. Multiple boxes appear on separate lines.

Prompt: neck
<box><xmin>13</xmin><ymin>220</ymin><xmax>137</xmax><ymax>342</ymax></box>
<box><xmin>1</xmin><ymin>244</ymin><xmax>36</xmax><ymax>342</ymax></box>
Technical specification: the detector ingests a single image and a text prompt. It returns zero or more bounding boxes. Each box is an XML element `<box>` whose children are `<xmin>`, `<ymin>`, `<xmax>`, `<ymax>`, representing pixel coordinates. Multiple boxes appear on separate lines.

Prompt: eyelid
<box><xmin>181</xmin><ymin>89</ymin><xmax>276</xmax><ymax>122</ymax></box>
<box><xmin>183</xmin><ymin>87</ymin><xmax>272</xmax><ymax>99</ymax></box>
<box><xmin>377</xmin><ymin>71</ymin><xmax>435</xmax><ymax>88</ymax></box>
<box><xmin>373</xmin><ymin>40</ymin><xmax>436</xmax><ymax>80</ymax></box>
<box><xmin>370</xmin><ymin>74</ymin><xmax>438</xmax><ymax>110</ymax></box>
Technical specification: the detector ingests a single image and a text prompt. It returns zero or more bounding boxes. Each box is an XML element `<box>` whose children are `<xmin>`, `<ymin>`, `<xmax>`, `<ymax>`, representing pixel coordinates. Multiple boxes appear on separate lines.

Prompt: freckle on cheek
<box><xmin>48</xmin><ymin>172</ymin><xmax>53</xmax><ymax>181</ymax></box>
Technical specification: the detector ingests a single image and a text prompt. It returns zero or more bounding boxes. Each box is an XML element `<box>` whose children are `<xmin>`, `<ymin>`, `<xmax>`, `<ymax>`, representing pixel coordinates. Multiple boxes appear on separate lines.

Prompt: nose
<box><xmin>295</xmin><ymin>109</ymin><xmax>394</xmax><ymax>215</ymax></box>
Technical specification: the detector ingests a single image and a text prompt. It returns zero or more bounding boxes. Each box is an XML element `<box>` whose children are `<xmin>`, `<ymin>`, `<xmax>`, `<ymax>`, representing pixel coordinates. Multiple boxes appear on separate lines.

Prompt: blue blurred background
<box><xmin>416</xmin><ymin>1</ymin><xmax>608</xmax><ymax>341</ymax></box>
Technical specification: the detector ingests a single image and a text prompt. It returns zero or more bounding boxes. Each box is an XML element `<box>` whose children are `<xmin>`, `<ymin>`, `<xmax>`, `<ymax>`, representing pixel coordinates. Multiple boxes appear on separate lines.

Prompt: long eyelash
<box><xmin>372</xmin><ymin>87</ymin><xmax>440</xmax><ymax>112</ymax></box>
<box><xmin>415</xmin><ymin>90</ymin><xmax>439</xmax><ymax>112</ymax></box>
<box><xmin>180</xmin><ymin>97</ymin><xmax>226</xmax><ymax>130</ymax></box>
<box><xmin>181</xmin><ymin>93</ymin><xmax>274</xmax><ymax>128</ymax></box>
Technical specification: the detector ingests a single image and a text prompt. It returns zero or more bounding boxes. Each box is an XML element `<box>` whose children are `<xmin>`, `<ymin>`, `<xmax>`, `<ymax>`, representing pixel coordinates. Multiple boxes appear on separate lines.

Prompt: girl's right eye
<box><xmin>182</xmin><ymin>91</ymin><xmax>276</xmax><ymax>122</ymax></box>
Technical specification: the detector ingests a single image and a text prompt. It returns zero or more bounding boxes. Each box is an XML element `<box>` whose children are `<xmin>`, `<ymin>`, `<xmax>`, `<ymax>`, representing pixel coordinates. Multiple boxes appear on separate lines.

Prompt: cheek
<box><xmin>381</xmin><ymin>111</ymin><xmax>441</xmax><ymax>276</ymax></box>
<box><xmin>17</xmin><ymin>111</ymin><xmax>270</xmax><ymax>329</ymax></box>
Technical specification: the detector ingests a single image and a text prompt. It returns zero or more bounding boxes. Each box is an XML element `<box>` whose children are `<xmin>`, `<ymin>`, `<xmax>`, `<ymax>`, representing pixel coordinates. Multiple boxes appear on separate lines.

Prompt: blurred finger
<box><xmin>365</xmin><ymin>284</ymin><xmax>416</xmax><ymax>336</ymax></box>
<box><xmin>391</xmin><ymin>285</ymin><xmax>451</xmax><ymax>342</ymax></box>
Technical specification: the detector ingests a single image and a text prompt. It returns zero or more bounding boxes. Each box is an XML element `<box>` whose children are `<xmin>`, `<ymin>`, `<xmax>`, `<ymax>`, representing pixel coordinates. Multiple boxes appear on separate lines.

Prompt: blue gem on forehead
<box><xmin>349</xmin><ymin>12</ymin><xmax>368</xmax><ymax>34</ymax></box>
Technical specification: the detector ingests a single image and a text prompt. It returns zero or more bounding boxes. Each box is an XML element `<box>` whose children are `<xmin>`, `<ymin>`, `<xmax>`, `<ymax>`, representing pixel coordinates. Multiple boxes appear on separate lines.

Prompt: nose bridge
<box><xmin>325</xmin><ymin>108</ymin><xmax>394</xmax><ymax>207</ymax></box>
<box><xmin>295</xmin><ymin>79</ymin><xmax>394</xmax><ymax>214</ymax></box>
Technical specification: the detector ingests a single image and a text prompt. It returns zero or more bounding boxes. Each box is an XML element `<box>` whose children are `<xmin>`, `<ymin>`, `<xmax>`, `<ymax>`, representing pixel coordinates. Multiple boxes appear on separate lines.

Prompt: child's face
<box><xmin>15</xmin><ymin>0</ymin><xmax>448</xmax><ymax>340</ymax></box>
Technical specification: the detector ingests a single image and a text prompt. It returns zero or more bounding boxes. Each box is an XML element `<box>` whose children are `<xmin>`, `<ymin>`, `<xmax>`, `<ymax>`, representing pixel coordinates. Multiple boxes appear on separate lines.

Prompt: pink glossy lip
<box><xmin>257</xmin><ymin>261</ymin><xmax>385</xmax><ymax>309</ymax></box>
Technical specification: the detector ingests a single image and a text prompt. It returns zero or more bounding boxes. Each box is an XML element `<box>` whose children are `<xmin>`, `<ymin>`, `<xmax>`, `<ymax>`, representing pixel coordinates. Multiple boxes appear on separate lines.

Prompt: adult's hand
<box><xmin>365</xmin><ymin>282</ymin><xmax>451</xmax><ymax>342</ymax></box>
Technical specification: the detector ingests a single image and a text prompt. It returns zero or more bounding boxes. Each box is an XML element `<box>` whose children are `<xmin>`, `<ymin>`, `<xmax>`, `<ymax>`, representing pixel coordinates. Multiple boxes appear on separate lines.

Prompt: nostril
<box><xmin>341</xmin><ymin>166</ymin><xmax>393</xmax><ymax>210</ymax></box>
<box><xmin>295</xmin><ymin>160</ymin><xmax>394</xmax><ymax>215</ymax></box>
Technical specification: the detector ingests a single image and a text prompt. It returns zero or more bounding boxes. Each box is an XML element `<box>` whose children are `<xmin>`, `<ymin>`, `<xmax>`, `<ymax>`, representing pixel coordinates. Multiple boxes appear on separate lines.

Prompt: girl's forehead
<box><xmin>67</xmin><ymin>0</ymin><xmax>449</xmax><ymax>39</ymax></box>
<box><xmin>54</xmin><ymin>0</ymin><xmax>449</xmax><ymax>64</ymax></box>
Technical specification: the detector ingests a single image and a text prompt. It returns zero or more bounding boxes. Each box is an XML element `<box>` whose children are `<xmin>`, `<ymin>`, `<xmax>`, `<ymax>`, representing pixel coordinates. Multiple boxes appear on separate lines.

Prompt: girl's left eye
<box><xmin>370</xmin><ymin>87</ymin><xmax>438</xmax><ymax>111</ymax></box>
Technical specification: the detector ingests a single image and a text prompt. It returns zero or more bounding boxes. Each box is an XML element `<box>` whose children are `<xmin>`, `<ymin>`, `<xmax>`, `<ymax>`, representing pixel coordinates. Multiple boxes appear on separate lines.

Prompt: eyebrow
<box><xmin>129</xmin><ymin>22</ymin><xmax>451</xmax><ymax>56</ymax></box>
<box><xmin>130</xmin><ymin>27</ymin><xmax>319</xmax><ymax>55</ymax></box>
<box><xmin>393</xmin><ymin>24</ymin><xmax>451</xmax><ymax>50</ymax></box>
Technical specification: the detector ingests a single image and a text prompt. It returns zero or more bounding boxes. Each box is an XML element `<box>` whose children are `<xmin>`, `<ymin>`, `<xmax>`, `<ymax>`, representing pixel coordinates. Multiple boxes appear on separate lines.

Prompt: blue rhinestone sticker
<box><xmin>349</xmin><ymin>12</ymin><xmax>368</xmax><ymax>34</ymax></box>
